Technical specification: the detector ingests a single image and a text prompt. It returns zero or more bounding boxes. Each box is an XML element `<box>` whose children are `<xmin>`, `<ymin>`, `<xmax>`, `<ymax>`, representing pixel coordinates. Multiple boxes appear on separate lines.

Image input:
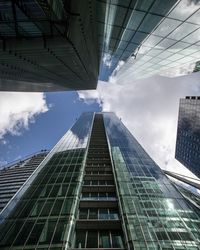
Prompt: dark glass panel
<box><xmin>99</xmin><ymin>231</ymin><xmax>111</xmax><ymax>248</ymax></box>
<box><xmin>111</xmin><ymin>231</ymin><xmax>124</xmax><ymax>248</ymax></box>
<box><xmin>75</xmin><ymin>231</ymin><xmax>86</xmax><ymax>248</ymax></box>
<box><xmin>86</xmin><ymin>231</ymin><xmax>98</xmax><ymax>248</ymax></box>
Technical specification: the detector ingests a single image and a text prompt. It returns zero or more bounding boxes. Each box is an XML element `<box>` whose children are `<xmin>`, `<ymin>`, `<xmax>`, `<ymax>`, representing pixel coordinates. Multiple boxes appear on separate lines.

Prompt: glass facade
<box><xmin>175</xmin><ymin>96</ymin><xmax>200</xmax><ymax>178</ymax></box>
<box><xmin>0</xmin><ymin>1</ymin><xmax>98</xmax><ymax>91</ymax></box>
<box><xmin>104</xmin><ymin>112</ymin><xmax>200</xmax><ymax>249</ymax></box>
<box><xmin>98</xmin><ymin>0</ymin><xmax>179</xmax><ymax>81</ymax></box>
<box><xmin>114</xmin><ymin>0</ymin><xmax>200</xmax><ymax>81</ymax></box>
<box><xmin>0</xmin><ymin>112</ymin><xmax>93</xmax><ymax>249</ymax></box>
<box><xmin>0</xmin><ymin>112</ymin><xmax>200</xmax><ymax>250</ymax></box>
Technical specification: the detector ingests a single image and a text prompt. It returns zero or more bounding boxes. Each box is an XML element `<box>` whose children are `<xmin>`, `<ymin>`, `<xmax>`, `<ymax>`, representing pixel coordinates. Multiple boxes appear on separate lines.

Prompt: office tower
<box><xmin>193</xmin><ymin>60</ymin><xmax>200</xmax><ymax>73</ymax></box>
<box><xmin>115</xmin><ymin>0</ymin><xmax>200</xmax><ymax>82</ymax></box>
<box><xmin>0</xmin><ymin>112</ymin><xmax>200</xmax><ymax>249</ymax></box>
<box><xmin>0</xmin><ymin>0</ymin><xmax>99</xmax><ymax>91</ymax></box>
<box><xmin>0</xmin><ymin>151</ymin><xmax>47</xmax><ymax>212</ymax></box>
<box><xmin>98</xmin><ymin>0</ymin><xmax>180</xmax><ymax>81</ymax></box>
<box><xmin>175</xmin><ymin>96</ymin><xmax>200</xmax><ymax>178</ymax></box>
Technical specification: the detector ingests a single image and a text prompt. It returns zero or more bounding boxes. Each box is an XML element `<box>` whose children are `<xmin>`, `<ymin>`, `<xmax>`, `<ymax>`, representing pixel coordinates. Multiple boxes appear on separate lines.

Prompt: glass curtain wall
<box><xmin>103</xmin><ymin>112</ymin><xmax>200</xmax><ymax>250</ymax></box>
<box><xmin>0</xmin><ymin>113</ymin><xmax>94</xmax><ymax>250</ymax></box>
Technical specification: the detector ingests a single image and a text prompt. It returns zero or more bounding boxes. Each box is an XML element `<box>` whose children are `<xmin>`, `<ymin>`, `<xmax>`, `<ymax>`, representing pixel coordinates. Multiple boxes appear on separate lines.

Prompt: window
<box><xmin>75</xmin><ymin>231</ymin><xmax>124</xmax><ymax>248</ymax></box>
<box><xmin>89</xmin><ymin>208</ymin><xmax>98</xmax><ymax>219</ymax></box>
<box><xmin>75</xmin><ymin>231</ymin><xmax>86</xmax><ymax>248</ymax></box>
<box><xmin>99</xmin><ymin>209</ymin><xmax>109</xmax><ymax>220</ymax></box>
<box><xmin>79</xmin><ymin>209</ymin><xmax>88</xmax><ymax>219</ymax></box>
<box><xmin>99</xmin><ymin>231</ymin><xmax>111</xmax><ymax>248</ymax></box>
<box><xmin>86</xmin><ymin>231</ymin><xmax>98</xmax><ymax>248</ymax></box>
<box><xmin>111</xmin><ymin>231</ymin><xmax>124</xmax><ymax>248</ymax></box>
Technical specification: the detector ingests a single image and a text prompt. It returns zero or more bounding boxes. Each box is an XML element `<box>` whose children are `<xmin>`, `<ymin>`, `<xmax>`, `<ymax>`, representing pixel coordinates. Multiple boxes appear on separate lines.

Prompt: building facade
<box><xmin>175</xmin><ymin>96</ymin><xmax>200</xmax><ymax>178</ymax></box>
<box><xmin>1</xmin><ymin>1</ymin><xmax>200</xmax><ymax>88</ymax></box>
<box><xmin>114</xmin><ymin>0</ymin><xmax>200</xmax><ymax>82</ymax></box>
<box><xmin>0</xmin><ymin>112</ymin><xmax>200</xmax><ymax>249</ymax></box>
<box><xmin>0</xmin><ymin>151</ymin><xmax>48</xmax><ymax>212</ymax></box>
<box><xmin>0</xmin><ymin>0</ymin><xmax>99</xmax><ymax>91</ymax></box>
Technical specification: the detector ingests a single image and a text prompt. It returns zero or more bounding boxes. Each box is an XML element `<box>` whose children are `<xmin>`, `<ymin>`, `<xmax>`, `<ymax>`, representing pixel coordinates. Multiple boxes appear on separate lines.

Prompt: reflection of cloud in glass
<box><xmin>104</xmin><ymin>113</ymin><xmax>165</xmax><ymax>181</ymax></box>
<box><xmin>114</xmin><ymin>0</ymin><xmax>200</xmax><ymax>82</ymax></box>
<box><xmin>53</xmin><ymin>112</ymin><xmax>94</xmax><ymax>153</ymax></box>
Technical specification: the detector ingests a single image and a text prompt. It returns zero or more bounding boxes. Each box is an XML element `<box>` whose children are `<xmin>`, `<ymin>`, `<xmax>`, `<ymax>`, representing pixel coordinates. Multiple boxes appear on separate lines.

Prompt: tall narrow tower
<box><xmin>0</xmin><ymin>113</ymin><xmax>199</xmax><ymax>249</ymax></box>
<box><xmin>175</xmin><ymin>96</ymin><xmax>200</xmax><ymax>178</ymax></box>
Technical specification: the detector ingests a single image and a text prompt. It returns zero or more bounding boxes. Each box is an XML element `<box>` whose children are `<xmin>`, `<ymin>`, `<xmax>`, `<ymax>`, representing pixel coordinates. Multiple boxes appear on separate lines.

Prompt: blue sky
<box><xmin>0</xmin><ymin>72</ymin><xmax>200</xmax><ymax>184</ymax></box>
<box><xmin>0</xmin><ymin>91</ymin><xmax>100</xmax><ymax>166</ymax></box>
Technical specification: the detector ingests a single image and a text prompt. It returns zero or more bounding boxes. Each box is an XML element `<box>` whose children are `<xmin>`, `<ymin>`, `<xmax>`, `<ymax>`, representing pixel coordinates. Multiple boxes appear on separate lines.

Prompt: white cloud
<box><xmin>78</xmin><ymin>72</ymin><xmax>200</xmax><ymax>180</ymax></box>
<box><xmin>0</xmin><ymin>92</ymin><xmax>48</xmax><ymax>139</ymax></box>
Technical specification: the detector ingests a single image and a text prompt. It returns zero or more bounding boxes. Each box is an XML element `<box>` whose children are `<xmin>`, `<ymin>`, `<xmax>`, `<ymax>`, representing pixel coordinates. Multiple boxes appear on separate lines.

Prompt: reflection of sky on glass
<box><xmin>104</xmin><ymin>113</ymin><xmax>170</xmax><ymax>182</ymax></box>
<box><xmin>104</xmin><ymin>112</ymin><xmax>200</xmax><ymax>248</ymax></box>
<box><xmin>53</xmin><ymin>112</ymin><xmax>93</xmax><ymax>152</ymax></box>
<box><xmin>115</xmin><ymin>0</ymin><xmax>200</xmax><ymax>81</ymax></box>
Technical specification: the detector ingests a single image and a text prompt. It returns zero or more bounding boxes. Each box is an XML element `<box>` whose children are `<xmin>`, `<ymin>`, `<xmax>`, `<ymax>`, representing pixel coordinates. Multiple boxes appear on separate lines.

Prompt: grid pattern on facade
<box><xmin>0</xmin><ymin>1</ymin><xmax>99</xmax><ymax>91</ymax></box>
<box><xmin>0</xmin><ymin>113</ymin><xmax>94</xmax><ymax>250</ymax></box>
<box><xmin>0</xmin><ymin>152</ymin><xmax>47</xmax><ymax>212</ymax></box>
<box><xmin>175</xmin><ymin>96</ymin><xmax>200</xmax><ymax>178</ymax></box>
<box><xmin>104</xmin><ymin>113</ymin><xmax>200</xmax><ymax>250</ymax></box>
<box><xmin>73</xmin><ymin>114</ymin><xmax>125</xmax><ymax>249</ymax></box>
<box><xmin>114</xmin><ymin>0</ymin><xmax>200</xmax><ymax>81</ymax></box>
<box><xmin>97</xmin><ymin>0</ymin><xmax>180</xmax><ymax>81</ymax></box>
<box><xmin>0</xmin><ymin>149</ymin><xmax>84</xmax><ymax>249</ymax></box>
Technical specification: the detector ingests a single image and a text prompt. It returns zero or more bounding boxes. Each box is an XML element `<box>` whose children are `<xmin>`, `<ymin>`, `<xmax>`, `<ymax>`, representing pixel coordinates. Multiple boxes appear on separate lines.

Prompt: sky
<box><xmin>0</xmin><ymin>71</ymin><xmax>200</xmax><ymax>184</ymax></box>
<box><xmin>0</xmin><ymin>91</ymin><xmax>100</xmax><ymax>167</ymax></box>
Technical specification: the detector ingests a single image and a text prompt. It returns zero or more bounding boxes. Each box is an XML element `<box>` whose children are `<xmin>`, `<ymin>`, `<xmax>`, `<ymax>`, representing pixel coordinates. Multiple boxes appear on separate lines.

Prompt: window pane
<box><xmin>109</xmin><ymin>209</ymin><xmax>119</xmax><ymax>219</ymax></box>
<box><xmin>75</xmin><ymin>231</ymin><xmax>86</xmax><ymax>248</ymax></box>
<box><xmin>61</xmin><ymin>198</ymin><xmax>72</xmax><ymax>215</ymax></box>
<box><xmin>89</xmin><ymin>208</ymin><xmax>98</xmax><ymax>219</ymax></box>
<box><xmin>51</xmin><ymin>199</ymin><xmax>63</xmax><ymax>216</ymax></box>
<box><xmin>52</xmin><ymin>219</ymin><xmax>68</xmax><ymax>243</ymax></box>
<box><xmin>14</xmin><ymin>221</ymin><xmax>34</xmax><ymax>245</ymax></box>
<box><xmin>79</xmin><ymin>209</ymin><xmax>88</xmax><ymax>219</ymax></box>
<box><xmin>111</xmin><ymin>232</ymin><xmax>124</xmax><ymax>248</ymax></box>
<box><xmin>39</xmin><ymin>220</ymin><xmax>57</xmax><ymax>244</ymax></box>
<box><xmin>99</xmin><ymin>209</ymin><xmax>109</xmax><ymax>219</ymax></box>
<box><xmin>86</xmin><ymin>231</ymin><xmax>98</xmax><ymax>248</ymax></box>
<box><xmin>99</xmin><ymin>231</ymin><xmax>111</xmax><ymax>248</ymax></box>
<box><xmin>40</xmin><ymin>200</ymin><xmax>53</xmax><ymax>216</ymax></box>
<box><xmin>26</xmin><ymin>221</ymin><xmax>45</xmax><ymax>245</ymax></box>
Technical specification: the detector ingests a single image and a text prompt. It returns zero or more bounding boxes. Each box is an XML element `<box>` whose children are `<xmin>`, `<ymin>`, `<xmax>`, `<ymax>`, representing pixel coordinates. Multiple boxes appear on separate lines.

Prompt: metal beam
<box><xmin>164</xmin><ymin>170</ymin><xmax>200</xmax><ymax>190</ymax></box>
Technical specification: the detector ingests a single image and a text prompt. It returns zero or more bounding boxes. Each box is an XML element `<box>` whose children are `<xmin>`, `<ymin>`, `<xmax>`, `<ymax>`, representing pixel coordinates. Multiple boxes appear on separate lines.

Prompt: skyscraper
<box><xmin>114</xmin><ymin>0</ymin><xmax>200</xmax><ymax>82</ymax></box>
<box><xmin>175</xmin><ymin>96</ymin><xmax>200</xmax><ymax>178</ymax></box>
<box><xmin>0</xmin><ymin>150</ymin><xmax>48</xmax><ymax>212</ymax></box>
<box><xmin>0</xmin><ymin>0</ymin><xmax>99</xmax><ymax>91</ymax></box>
<box><xmin>3</xmin><ymin>0</ymin><xmax>200</xmax><ymax>89</ymax></box>
<box><xmin>0</xmin><ymin>112</ymin><xmax>200</xmax><ymax>249</ymax></box>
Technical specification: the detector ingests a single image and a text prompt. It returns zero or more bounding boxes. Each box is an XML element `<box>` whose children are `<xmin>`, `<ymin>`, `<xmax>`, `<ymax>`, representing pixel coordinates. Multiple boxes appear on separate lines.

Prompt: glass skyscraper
<box><xmin>0</xmin><ymin>112</ymin><xmax>200</xmax><ymax>249</ymax></box>
<box><xmin>175</xmin><ymin>96</ymin><xmax>200</xmax><ymax>178</ymax></box>
<box><xmin>1</xmin><ymin>0</ymin><xmax>200</xmax><ymax>90</ymax></box>
<box><xmin>0</xmin><ymin>0</ymin><xmax>99</xmax><ymax>91</ymax></box>
<box><xmin>115</xmin><ymin>0</ymin><xmax>200</xmax><ymax>81</ymax></box>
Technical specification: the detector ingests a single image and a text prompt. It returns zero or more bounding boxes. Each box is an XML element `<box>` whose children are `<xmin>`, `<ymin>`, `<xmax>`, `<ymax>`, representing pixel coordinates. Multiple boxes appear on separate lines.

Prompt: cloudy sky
<box><xmin>0</xmin><ymin>71</ymin><xmax>200</xmax><ymax>184</ymax></box>
<box><xmin>79</xmin><ymin>71</ymin><xmax>200</xmax><ymax>180</ymax></box>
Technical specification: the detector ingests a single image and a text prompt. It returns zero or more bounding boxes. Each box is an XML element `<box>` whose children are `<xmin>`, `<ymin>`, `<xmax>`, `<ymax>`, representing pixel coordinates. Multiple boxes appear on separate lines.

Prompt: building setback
<box><xmin>175</xmin><ymin>96</ymin><xmax>200</xmax><ymax>178</ymax></box>
<box><xmin>0</xmin><ymin>151</ymin><xmax>47</xmax><ymax>212</ymax></box>
<box><xmin>0</xmin><ymin>112</ymin><xmax>200</xmax><ymax>249</ymax></box>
